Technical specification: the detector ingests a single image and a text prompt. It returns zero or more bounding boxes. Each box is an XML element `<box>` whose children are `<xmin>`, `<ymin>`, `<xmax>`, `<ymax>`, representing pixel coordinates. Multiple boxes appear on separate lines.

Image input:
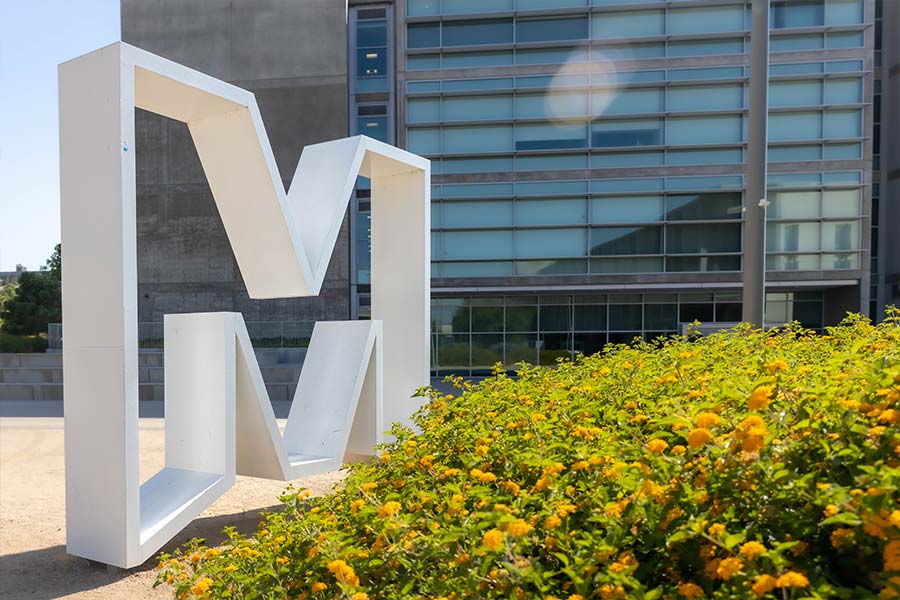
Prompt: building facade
<box><xmin>123</xmin><ymin>0</ymin><xmax>898</xmax><ymax>380</ymax></box>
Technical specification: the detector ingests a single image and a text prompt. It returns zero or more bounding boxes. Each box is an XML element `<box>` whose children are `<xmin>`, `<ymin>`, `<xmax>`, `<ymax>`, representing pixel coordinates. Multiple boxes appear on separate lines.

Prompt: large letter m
<box><xmin>59</xmin><ymin>43</ymin><xmax>430</xmax><ymax>567</ymax></box>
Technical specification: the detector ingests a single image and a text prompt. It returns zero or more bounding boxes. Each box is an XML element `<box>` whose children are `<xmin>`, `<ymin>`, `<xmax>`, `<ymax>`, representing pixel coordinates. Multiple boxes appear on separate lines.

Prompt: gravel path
<box><xmin>0</xmin><ymin>418</ymin><xmax>344</xmax><ymax>599</ymax></box>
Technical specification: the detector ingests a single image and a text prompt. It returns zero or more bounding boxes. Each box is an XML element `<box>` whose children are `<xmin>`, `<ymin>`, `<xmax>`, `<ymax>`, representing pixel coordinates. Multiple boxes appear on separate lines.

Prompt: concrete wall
<box><xmin>122</xmin><ymin>0</ymin><xmax>351</xmax><ymax>323</ymax></box>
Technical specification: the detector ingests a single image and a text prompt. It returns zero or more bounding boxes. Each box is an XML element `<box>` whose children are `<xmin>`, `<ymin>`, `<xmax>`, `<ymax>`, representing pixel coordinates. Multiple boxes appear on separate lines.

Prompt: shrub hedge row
<box><xmin>158</xmin><ymin>310</ymin><xmax>900</xmax><ymax>599</ymax></box>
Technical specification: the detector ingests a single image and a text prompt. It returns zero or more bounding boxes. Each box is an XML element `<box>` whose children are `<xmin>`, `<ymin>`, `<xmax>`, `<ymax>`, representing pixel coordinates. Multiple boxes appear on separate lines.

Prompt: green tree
<box><xmin>0</xmin><ymin>245</ymin><xmax>62</xmax><ymax>336</ymax></box>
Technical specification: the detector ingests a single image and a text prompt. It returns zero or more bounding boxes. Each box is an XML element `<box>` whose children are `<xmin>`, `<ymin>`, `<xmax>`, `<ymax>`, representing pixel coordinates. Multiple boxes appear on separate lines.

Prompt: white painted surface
<box><xmin>60</xmin><ymin>42</ymin><xmax>429</xmax><ymax>568</ymax></box>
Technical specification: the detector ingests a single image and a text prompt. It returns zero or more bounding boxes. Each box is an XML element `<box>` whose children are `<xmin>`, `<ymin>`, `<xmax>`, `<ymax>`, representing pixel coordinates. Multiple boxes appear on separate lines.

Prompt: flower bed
<box><xmin>158</xmin><ymin>311</ymin><xmax>900</xmax><ymax>599</ymax></box>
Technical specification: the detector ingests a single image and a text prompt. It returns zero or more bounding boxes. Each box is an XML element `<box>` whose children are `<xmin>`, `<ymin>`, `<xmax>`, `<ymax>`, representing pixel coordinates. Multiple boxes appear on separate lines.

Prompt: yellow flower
<box><xmin>327</xmin><ymin>559</ymin><xmax>360</xmax><ymax>586</ymax></box>
<box><xmin>885</xmin><ymin>540</ymin><xmax>900</xmax><ymax>571</ymax></box>
<box><xmin>707</xmin><ymin>523</ymin><xmax>726</xmax><ymax>537</ymax></box>
<box><xmin>470</xmin><ymin>468</ymin><xmax>498</xmax><ymax>484</ymax></box>
<box><xmin>350</xmin><ymin>499</ymin><xmax>365</xmax><ymax>513</ymax></box>
<box><xmin>824</xmin><ymin>504</ymin><xmax>840</xmax><ymax>517</ymax></box>
<box><xmin>190</xmin><ymin>577</ymin><xmax>213</xmax><ymax>596</ymax></box>
<box><xmin>672</xmin><ymin>445</ymin><xmax>686</xmax><ymax>455</ymax></box>
<box><xmin>751</xmin><ymin>574</ymin><xmax>777</xmax><ymax>596</ymax></box>
<box><xmin>351</xmin><ymin>594</ymin><xmax>369</xmax><ymax>600</ymax></box>
<box><xmin>695</xmin><ymin>412</ymin><xmax>720</xmax><ymax>429</ymax></box>
<box><xmin>716</xmin><ymin>557</ymin><xmax>744</xmax><ymax>580</ymax></box>
<box><xmin>276</xmin><ymin>556</ymin><xmax>289</xmax><ymax>564</ymax></box>
<box><xmin>482</xmin><ymin>528</ymin><xmax>504</xmax><ymax>551</ymax></box>
<box><xmin>571</xmin><ymin>460</ymin><xmax>590</xmax><ymax>470</ymax></box>
<box><xmin>544</xmin><ymin>515</ymin><xmax>562</xmax><ymax>529</ymax></box>
<box><xmin>507</xmin><ymin>519</ymin><xmax>532</xmax><ymax>537</ymax></box>
<box><xmin>880</xmin><ymin>409</ymin><xmax>900</xmax><ymax>424</ymax></box>
<box><xmin>766</xmin><ymin>359</ymin><xmax>788</xmax><ymax>373</ymax></box>
<box><xmin>378</xmin><ymin>501</ymin><xmax>401</xmax><ymax>517</ymax></box>
<box><xmin>647</xmin><ymin>439</ymin><xmax>668</xmax><ymax>454</ymax></box>
<box><xmin>688</xmin><ymin>428</ymin><xmax>714</xmax><ymax>448</ymax></box>
<box><xmin>361</xmin><ymin>482</ymin><xmax>378</xmax><ymax>492</ymax></box>
<box><xmin>310</xmin><ymin>582</ymin><xmax>327</xmax><ymax>593</ymax></box>
<box><xmin>740</xmin><ymin>541</ymin><xmax>767</xmax><ymax>560</ymax></box>
<box><xmin>224</xmin><ymin>564</ymin><xmax>237</xmax><ymax>573</ymax></box>
<box><xmin>748</xmin><ymin>385</ymin><xmax>773</xmax><ymax>410</ymax></box>
<box><xmin>677</xmin><ymin>582</ymin><xmax>704</xmax><ymax>599</ymax></box>
<box><xmin>775</xmin><ymin>571</ymin><xmax>810</xmax><ymax>588</ymax></box>
<box><xmin>503</xmin><ymin>481</ymin><xmax>521</xmax><ymax>495</ymax></box>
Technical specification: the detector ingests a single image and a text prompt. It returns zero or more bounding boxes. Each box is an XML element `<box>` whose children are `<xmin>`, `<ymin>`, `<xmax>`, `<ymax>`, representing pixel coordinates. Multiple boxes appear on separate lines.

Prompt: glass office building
<box><xmin>346</xmin><ymin>0</ymin><xmax>890</xmax><ymax>377</ymax></box>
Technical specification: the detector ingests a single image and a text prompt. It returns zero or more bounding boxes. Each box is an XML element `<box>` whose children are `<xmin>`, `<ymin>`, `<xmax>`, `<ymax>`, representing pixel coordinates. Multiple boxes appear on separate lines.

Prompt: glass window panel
<box><xmin>356</xmin><ymin>77</ymin><xmax>388</xmax><ymax>93</ymax></box>
<box><xmin>439</xmin><ymin>261</ymin><xmax>515</xmax><ymax>276</ymax></box>
<box><xmin>767</xmin><ymin>222</ymin><xmax>820</xmax><ymax>251</ymax></box>
<box><xmin>591</xmin><ymin>178</ymin><xmax>664</xmax><ymax>193</ymax></box>
<box><xmin>574</xmin><ymin>333</ymin><xmax>607</xmax><ymax>356</ymax></box>
<box><xmin>442</xmin><ymin>182</ymin><xmax>514</xmax><ymax>198</ymax></box>
<box><xmin>518</xmin><ymin>259</ymin><xmax>587</xmax><ymax>275</ymax></box>
<box><xmin>822</xmin><ymin>189</ymin><xmax>860</xmax><ymax>217</ymax></box>
<box><xmin>574</xmin><ymin>305</ymin><xmax>606</xmax><ymax>330</ymax></box>
<box><xmin>824</xmin><ymin>79</ymin><xmax>862</xmax><ymax>104</ymax></box>
<box><xmin>407</xmin><ymin>127</ymin><xmax>441</xmax><ymax>154</ymax></box>
<box><xmin>517</xmin><ymin>74</ymin><xmax>588</xmax><ymax>88</ymax></box>
<box><xmin>668</xmin><ymin>39</ymin><xmax>744</xmax><ymax>57</ymax></box>
<box><xmin>408</xmin><ymin>23</ymin><xmax>441</xmax><ymax>48</ymax></box>
<box><xmin>594</xmin><ymin>43</ymin><xmax>665</xmax><ymax>60</ymax></box>
<box><xmin>471</xmin><ymin>334</ymin><xmax>504</xmax><ymax>371</ymax></box>
<box><xmin>772</xmin><ymin>0</ymin><xmax>824</xmax><ymax>28</ymax></box>
<box><xmin>826</xmin><ymin>31</ymin><xmax>863</xmax><ymax>49</ymax></box>
<box><xmin>443</xmin><ymin>78</ymin><xmax>513</xmax><ymax>91</ymax></box>
<box><xmin>770</xmin><ymin>62</ymin><xmax>824</xmax><ymax>75</ymax></box>
<box><xmin>667</xmin><ymin>148</ymin><xmax>743</xmax><ymax>165</ymax></box>
<box><xmin>442</xmin><ymin>51</ymin><xmax>514</xmax><ymax>68</ymax></box>
<box><xmin>824</xmin><ymin>110</ymin><xmax>861</xmax><ymax>138</ymax></box>
<box><xmin>826</xmin><ymin>0</ymin><xmax>863</xmax><ymax>25</ymax></box>
<box><xmin>443</xmin><ymin>95</ymin><xmax>513</xmax><ymax>121</ymax></box>
<box><xmin>516</xmin><ymin>47</ymin><xmax>590</xmax><ymax>65</ymax></box>
<box><xmin>442</xmin><ymin>230</ymin><xmax>514</xmax><ymax>259</ymax></box>
<box><xmin>821</xmin><ymin>221</ymin><xmax>859</xmax><ymax>251</ymax></box>
<box><xmin>436</xmin><ymin>333</ymin><xmax>470</xmax><ymax>370</ymax></box>
<box><xmin>668</xmin><ymin>67</ymin><xmax>744</xmax><ymax>81</ymax></box>
<box><xmin>608</xmin><ymin>305</ymin><xmax>642</xmax><ymax>330</ymax></box>
<box><xmin>594</xmin><ymin>87</ymin><xmax>664</xmax><ymax>116</ymax></box>
<box><xmin>517</xmin><ymin>198</ymin><xmax>587</xmax><ymax>226</ymax></box>
<box><xmin>443</xmin><ymin>19</ymin><xmax>513</xmax><ymax>46</ymax></box>
<box><xmin>443</xmin><ymin>156</ymin><xmax>514</xmax><ymax>174</ymax></box>
<box><xmin>519</xmin><ymin>0</ymin><xmax>587</xmax><ymax>8</ymax></box>
<box><xmin>505</xmin><ymin>333</ymin><xmax>538</xmax><ymax>366</ymax></box>
<box><xmin>357</xmin><ymin>20</ymin><xmax>387</xmax><ymax>47</ymax></box>
<box><xmin>668</xmin><ymin>5</ymin><xmax>745</xmax><ymax>34</ymax></box>
<box><xmin>666</xmin><ymin>224</ymin><xmax>741</xmax><ymax>253</ymax></box>
<box><xmin>825</xmin><ymin>60</ymin><xmax>863</xmax><ymax>73</ymax></box>
<box><xmin>667</xmin><ymin>84</ymin><xmax>744</xmax><ymax>112</ymax></box>
<box><xmin>591</xmin><ymin>119</ymin><xmax>662</xmax><ymax>147</ymax></box>
<box><xmin>432</xmin><ymin>300</ymin><xmax>468</xmax><ymax>333</ymax></box>
<box><xmin>407</xmin><ymin>98</ymin><xmax>440</xmax><ymax>123</ymax></box>
<box><xmin>516</xmin><ymin>122</ymin><xmax>588</xmax><ymax>150</ymax></box>
<box><xmin>408</xmin><ymin>0</ymin><xmax>439</xmax><ymax>16</ymax></box>
<box><xmin>517</xmin><ymin>180</ymin><xmax>588</xmax><ymax>196</ymax></box>
<box><xmin>591</xmin><ymin>10</ymin><xmax>665</xmax><ymax>39</ymax></box>
<box><xmin>771</xmin><ymin>34</ymin><xmax>824</xmax><ymax>51</ymax></box>
<box><xmin>407</xmin><ymin>54</ymin><xmax>440</xmax><ymax>70</ymax></box>
<box><xmin>444</xmin><ymin>125</ymin><xmax>514</xmax><ymax>153</ymax></box>
<box><xmin>357</xmin><ymin>116</ymin><xmax>387</xmax><ymax>142</ymax></box>
<box><xmin>471</xmin><ymin>306</ymin><xmax>504</xmax><ymax>332</ymax></box>
<box><xmin>768</xmin><ymin>172</ymin><xmax>822</xmax><ymax>187</ymax></box>
<box><xmin>821</xmin><ymin>253</ymin><xmax>859</xmax><ymax>269</ymax></box>
<box><xmin>538</xmin><ymin>333</ymin><xmax>572</xmax><ymax>364</ymax></box>
<box><xmin>666</xmin><ymin>192</ymin><xmax>742</xmax><ymax>221</ymax></box>
<box><xmin>792</xmin><ymin>301</ymin><xmax>823</xmax><ymax>328</ymax></box>
<box><xmin>715</xmin><ymin>303</ymin><xmax>743</xmax><ymax>322</ymax></box>
<box><xmin>517</xmin><ymin>91</ymin><xmax>589</xmax><ymax>119</ymax></box>
<box><xmin>357</xmin><ymin>48</ymin><xmax>387</xmax><ymax>79</ymax></box>
<box><xmin>590</xmin><ymin>256</ymin><xmax>663</xmax><ymax>273</ymax></box>
<box><xmin>667</xmin><ymin>255</ymin><xmax>741</xmax><ymax>272</ymax></box>
<box><xmin>667</xmin><ymin>115</ymin><xmax>743</xmax><ymax>145</ymax></box>
<box><xmin>822</xmin><ymin>171</ymin><xmax>860</xmax><ymax>184</ymax></box>
<box><xmin>516</xmin><ymin>17</ymin><xmax>588</xmax><ymax>42</ymax></box>
<box><xmin>591</xmin><ymin>196</ymin><xmax>663</xmax><ymax>223</ymax></box>
<box><xmin>680</xmin><ymin>303</ymin><xmax>713</xmax><ymax>322</ymax></box>
<box><xmin>823</xmin><ymin>142</ymin><xmax>861</xmax><ymax>159</ymax></box>
<box><xmin>666</xmin><ymin>175</ymin><xmax>743</xmax><ymax>190</ymax></box>
<box><xmin>518</xmin><ymin>153</ymin><xmax>588</xmax><ymax>170</ymax></box>
<box><xmin>767</xmin><ymin>254</ymin><xmax>821</xmax><ymax>270</ymax></box>
<box><xmin>769</xmin><ymin>145</ymin><xmax>821</xmax><ymax>161</ymax></box>
<box><xmin>644</xmin><ymin>304</ymin><xmax>677</xmax><ymax>330</ymax></box>
<box><xmin>506</xmin><ymin>305</ymin><xmax>537</xmax><ymax>332</ymax></box>
<box><xmin>769</xmin><ymin>80</ymin><xmax>822</xmax><ymax>107</ymax></box>
<box><xmin>516</xmin><ymin>229</ymin><xmax>586</xmax><ymax>258</ymax></box>
<box><xmin>591</xmin><ymin>151</ymin><xmax>663</xmax><ymax>167</ymax></box>
<box><xmin>590</xmin><ymin>226</ymin><xmax>662</xmax><ymax>255</ymax></box>
<box><xmin>444</xmin><ymin>0</ymin><xmax>513</xmax><ymax>13</ymax></box>
<box><xmin>442</xmin><ymin>201</ymin><xmax>512</xmax><ymax>227</ymax></box>
<box><xmin>540</xmin><ymin>305</ymin><xmax>571</xmax><ymax>332</ymax></box>
<box><xmin>769</xmin><ymin>112</ymin><xmax>821</xmax><ymax>141</ymax></box>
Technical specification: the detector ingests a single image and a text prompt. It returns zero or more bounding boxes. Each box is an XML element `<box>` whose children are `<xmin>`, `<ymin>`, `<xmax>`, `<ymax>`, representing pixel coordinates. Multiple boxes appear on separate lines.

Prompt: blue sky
<box><xmin>0</xmin><ymin>1</ymin><xmax>120</xmax><ymax>271</ymax></box>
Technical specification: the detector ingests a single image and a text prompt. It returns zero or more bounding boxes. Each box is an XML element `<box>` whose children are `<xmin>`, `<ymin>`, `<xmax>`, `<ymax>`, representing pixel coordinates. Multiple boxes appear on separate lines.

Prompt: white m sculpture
<box><xmin>59</xmin><ymin>43</ymin><xmax>430</xmax><ymax>568</ymax></box>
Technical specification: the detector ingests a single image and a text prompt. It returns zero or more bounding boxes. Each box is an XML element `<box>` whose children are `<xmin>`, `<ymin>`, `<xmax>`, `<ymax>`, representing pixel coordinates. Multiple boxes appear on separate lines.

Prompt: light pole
<box><xmin>742</xmin><ymin>0</ymin><xmax>770</xmax><ymax>328</ymax></box>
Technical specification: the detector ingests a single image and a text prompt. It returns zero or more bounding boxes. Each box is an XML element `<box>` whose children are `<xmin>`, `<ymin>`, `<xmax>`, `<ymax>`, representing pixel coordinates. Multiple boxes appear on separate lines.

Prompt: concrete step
<box><xmin>0</xmin><ymin>383</ymin><xmax>64</xmax><ymax>401</ymax></box>
<box><xmin>0</xmin><ymin>354</ymin><xmax>62</xmax><ymax>368</ymax></box>
<box><xmin>0</xmin><ymin>368</ymin><xmax>64</xmax><ymax>383</ymax></box>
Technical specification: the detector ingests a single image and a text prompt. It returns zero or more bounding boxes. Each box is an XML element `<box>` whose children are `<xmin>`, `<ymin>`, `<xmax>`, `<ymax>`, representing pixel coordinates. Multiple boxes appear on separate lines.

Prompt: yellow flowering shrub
<box><xmin>157</xmin><ymin>310</ymin><xmax>900</xmax><ymax>599</ymax></box>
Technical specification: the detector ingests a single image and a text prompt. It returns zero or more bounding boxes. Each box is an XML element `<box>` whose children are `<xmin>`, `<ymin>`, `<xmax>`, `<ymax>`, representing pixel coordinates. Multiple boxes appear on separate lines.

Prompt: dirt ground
<box><xmin>0</xmin><ymin>418</ymin><xmax>344</xmax><ymax>599</ymax></box>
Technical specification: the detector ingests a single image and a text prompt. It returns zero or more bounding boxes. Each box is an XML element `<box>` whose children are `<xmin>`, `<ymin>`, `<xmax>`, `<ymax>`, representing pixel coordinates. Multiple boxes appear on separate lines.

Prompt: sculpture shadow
<box><xmin>0</xmin><ymin>503</ymin><xmax>282</xmax><ymax>600</ymax></box>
